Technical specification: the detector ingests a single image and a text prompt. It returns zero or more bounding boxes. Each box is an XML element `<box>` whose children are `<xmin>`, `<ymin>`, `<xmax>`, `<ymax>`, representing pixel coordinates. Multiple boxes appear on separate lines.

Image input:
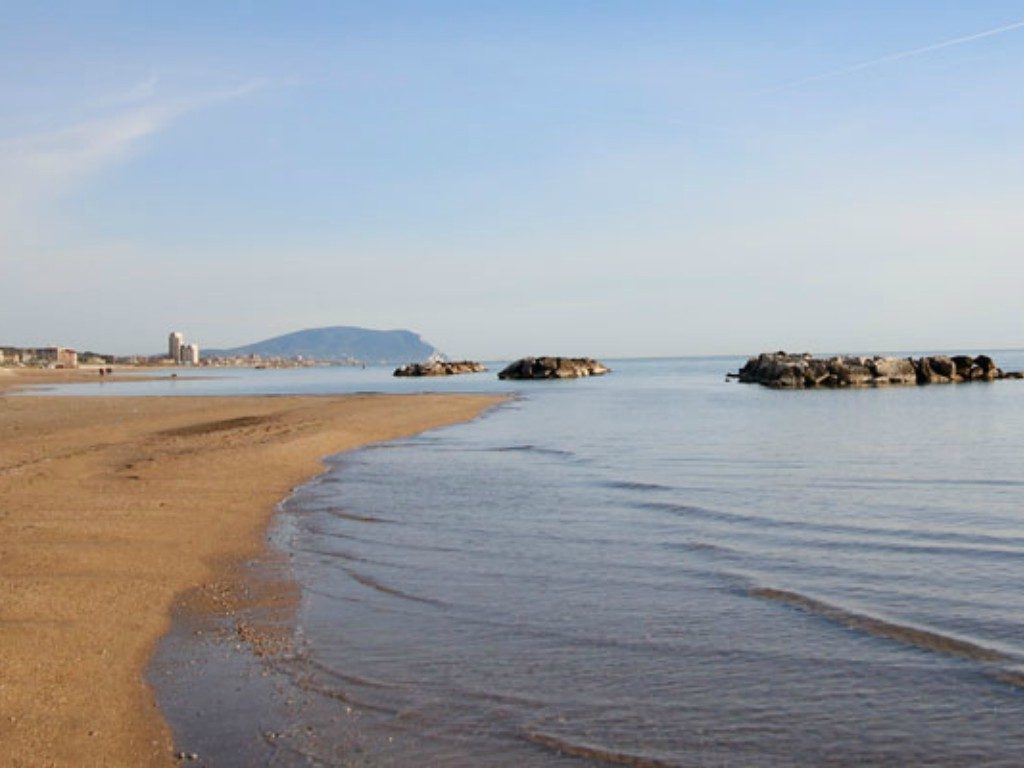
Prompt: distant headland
<box><xmin>1</xmin><ymin>326</ymin><xmax>443</xmax><ymax>371</ymax></box>
<box><xmin>204</xmin><ymin>326</ymin><xmax>440</xmax><ymax>366</ymax></box>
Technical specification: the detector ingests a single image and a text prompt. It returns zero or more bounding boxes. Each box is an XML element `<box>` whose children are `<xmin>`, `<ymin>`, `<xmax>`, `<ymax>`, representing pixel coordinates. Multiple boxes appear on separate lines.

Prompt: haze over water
<box><xmin>149</xmin><ymin>355</ymin><xmax>1024</xmax><ymax>766</ymax></box>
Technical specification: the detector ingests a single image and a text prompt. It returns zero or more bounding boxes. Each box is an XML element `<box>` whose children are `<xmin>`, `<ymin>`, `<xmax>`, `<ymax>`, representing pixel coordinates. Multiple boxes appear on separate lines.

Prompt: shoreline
<box><xmin>0</xmin><ymin>366</ymin><xmax>210</xmax><ymax>394</ymax></box>
<box><xmin>0</xmin><ymin>371</ymin><xmax>506</xmax><ymax>766</ymax></box>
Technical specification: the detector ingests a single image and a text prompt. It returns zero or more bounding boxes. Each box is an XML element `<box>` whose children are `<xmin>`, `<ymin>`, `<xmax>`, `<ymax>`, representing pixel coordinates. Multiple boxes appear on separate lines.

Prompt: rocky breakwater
<box><xmin>498</xmin><ymin>357</ymin><xmax>610</xmax><ymax>380</ymax></box>
<box><xmin>393</xmin><ymin>360</ymin><xmax>487</xmax><ymax>377</ymax></box>
<box><xmin>733</xmin><ymin>351</ymin><xmax>1024</xmax><ymax>389</ymax></box>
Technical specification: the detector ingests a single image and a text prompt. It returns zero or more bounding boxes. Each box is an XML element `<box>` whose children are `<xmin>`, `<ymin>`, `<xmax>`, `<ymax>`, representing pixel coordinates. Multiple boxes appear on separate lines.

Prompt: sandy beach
<box><xmin>0</xmin><ymin>370</ymin><xmax>504</xmax><ymax>766</ymax></box>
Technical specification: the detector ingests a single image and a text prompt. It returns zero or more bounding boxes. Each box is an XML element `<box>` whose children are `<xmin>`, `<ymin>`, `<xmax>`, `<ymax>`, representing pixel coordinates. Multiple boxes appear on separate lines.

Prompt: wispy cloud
<box><xmin>0</xmin><ymin>79</ymin><xmax>269</xmax><ymax>242</ymax></box>
<box><xmin>771</xmin><ymin>17</ymin><xmax>1024</xmax><ymax>92</ymax></box>
<box><xmin>106</xmin><ymin>73</ymin><xmax>161</xmax><ymax>105</ymax></box>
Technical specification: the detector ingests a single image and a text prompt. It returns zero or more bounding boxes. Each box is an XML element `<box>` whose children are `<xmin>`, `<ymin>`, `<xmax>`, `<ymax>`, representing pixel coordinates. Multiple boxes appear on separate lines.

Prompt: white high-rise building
<box><xmin>182</xmin><ymin>344</ymin><xmax>200</xmax><ymax>366</ymax></box>
<box><xmin>169</xmin><ymin>331</ymin><xmax>184</xmax><ymax>362</ymax></box>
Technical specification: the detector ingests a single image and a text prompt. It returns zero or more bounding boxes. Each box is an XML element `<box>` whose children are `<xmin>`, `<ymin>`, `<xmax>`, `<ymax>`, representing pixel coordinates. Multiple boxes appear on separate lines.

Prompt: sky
<box><xmin>3</xmin><ymin>1</ymin><xmax>1024</xmax><ymax>358</ymax></box>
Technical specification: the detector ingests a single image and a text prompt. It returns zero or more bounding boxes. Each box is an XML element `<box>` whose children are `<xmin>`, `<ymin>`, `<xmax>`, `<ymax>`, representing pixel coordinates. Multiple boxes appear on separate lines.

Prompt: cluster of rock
<box><xmin>732</xmin><ymin>351</ymin><xmax>1023</xmax><ymax>389</ymax></box>
<box><xmin>393</xmin><ymin>360</ymin><xmax>487</xmax><ymax>377</ymax></box>
<box><xmin>498</xmin><ymin>357</ymin><xmax>610</xmax><ymax>380</ymax></box>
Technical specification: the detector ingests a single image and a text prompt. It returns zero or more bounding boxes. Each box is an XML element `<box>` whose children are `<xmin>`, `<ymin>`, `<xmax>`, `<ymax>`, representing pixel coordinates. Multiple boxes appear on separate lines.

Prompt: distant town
<box><xmin>0</xmin><ymin>329</ymin><xmax>374</xmax><ymax>370</ymax></box>
<box><xmin>0</xmin><ymin>331</ymin><xmax>203</xmax><ymax>370</ymax></box>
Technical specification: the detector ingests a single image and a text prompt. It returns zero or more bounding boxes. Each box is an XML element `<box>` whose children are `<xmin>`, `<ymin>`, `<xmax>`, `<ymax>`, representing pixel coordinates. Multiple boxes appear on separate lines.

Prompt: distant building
<box><xmin>169</xmin><ymin>332</ymin><xmax>184</xmax><ymax>362</ymax></box>
<box><xmin>167</xmin><ymin>330</ymin><xmax>202</xmax><ymax>365</ymax></box>
<box><xmin>30</xmin><ymin>347</ymin><xmax>78</xmax><ymax>368</ymax></box>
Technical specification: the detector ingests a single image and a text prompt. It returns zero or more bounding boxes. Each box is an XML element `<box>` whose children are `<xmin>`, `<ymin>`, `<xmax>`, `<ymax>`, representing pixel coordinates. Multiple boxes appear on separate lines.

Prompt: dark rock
<box><xmin>868</xmin><ymin>357</ymin><xmax>917</xmax><ymax>385</ymax></box>
<box><xmin>928</xmin><ymin>355</ymin><xmax>956</xmax><ymax>380</ymax></box>
<box><xmin>915</xmin><ymin>357</ymin><xmax>954</xmax><ymax>384</ymax></box>
<box><xmin>393</xmin><ymin>360</ymin><xmax>487</xmax><ymax>377</ymax></box>
<box><xmin>497</xmin><ymin>357</ymin><xmax>610</xmax><ymax>380</ymax></box>
<box><xmin>836</xmin><ymin>357</ymin><xmax>873</xmax><ymax>386</ymax></box>
<box><xmin>736</xmin><ymin>352</ymin><xmax>810</xmax><ymax>388</ymax></box>
<box><xmin>973</xmin><ymin>355</ymin><xmax>1001</xmax><ymax>380</ymax></box>
<box><xmin>974</xmin><ymin>355</ymin><xmax>997</xmax><ymax>372</ymax></box>
<box><xmin>734</xmin><ymin>351</ymin><xmax>1022</xmax><ymax>390</ymax></box>
<box><xmin>952</xmin><ymin>355</ymin><xmax>974</xmax><ymax>378</ymax></box>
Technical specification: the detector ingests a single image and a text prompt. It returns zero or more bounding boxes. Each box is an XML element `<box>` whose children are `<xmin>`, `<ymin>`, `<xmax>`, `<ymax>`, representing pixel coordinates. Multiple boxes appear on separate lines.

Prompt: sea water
<box><xmin>146</xmin><ymin>355</ymin><xmax>1024</xmax><ymax>766</ymax></box>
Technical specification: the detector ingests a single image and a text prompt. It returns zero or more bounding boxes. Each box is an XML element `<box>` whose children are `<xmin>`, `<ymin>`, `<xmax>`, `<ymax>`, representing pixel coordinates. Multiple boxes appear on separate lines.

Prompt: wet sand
<box><xmin>0</xmin><ymin>365</ymin><xmax>197</xmax><ymax>392</ymax></box>
<box><xmin>0</xmin><ymin>370</ymin><xmax>504</xmax><ymax>766</ymax></box>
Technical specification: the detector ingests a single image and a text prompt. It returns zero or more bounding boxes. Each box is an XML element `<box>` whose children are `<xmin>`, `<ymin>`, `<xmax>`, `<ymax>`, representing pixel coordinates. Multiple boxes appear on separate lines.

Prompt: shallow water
<box><xmin>150</xmin><ymin>355</ymin><xmax>1024</xmax><ymax>766</ymax></box>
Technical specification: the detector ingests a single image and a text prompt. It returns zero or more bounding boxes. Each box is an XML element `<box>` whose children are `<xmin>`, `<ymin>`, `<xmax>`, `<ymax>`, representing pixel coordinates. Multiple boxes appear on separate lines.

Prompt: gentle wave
<box><xmin>662</xmin><ymin>539</ymin><xmax>738</xmax><ymax>556</ymax></box>
<box><xmin>522</xmin><ymin>731</ymin><xmax>675</xmax><ymax>768</ymax></box>
<box><xmin>638</xmin><ymin>500</ymin><xmax>1024</xmax><ymax>549</ymax></box>
<box><xmin>343</xmin><ymin>567</ymin><xmax>448</xmax><ymax>607</ymax></box>
<box><xmin>817</xmin><ymin>476</ymin><xmax>1024</xmax><ymax>490</ymax></box>
<box><xmin>291</xmin><ymin>674</ymin><xmax>399</xmax><ymax>716</ymax></box>
<box><xmin>751</xmin><ymin>587</ymin><xmax>1008</xmax><ymax>662</ymax></box>
<box><xmin>990</xmin><ymin>669</ymin><xmax>1024</xmax><ymax>689</ymax></box>
<box><xmin>603</xmin><ymin>480</ymin><xmax>675</xmax><ymax>493</ymax></box>
<box><xmin>327</xmin><ymin>508</ymin><xmax>392</xmax><ymax>523</ymax></box>
<box><xmin>451</xmin><ymin>684</ymin><xmax>552</xmax><ymax>708</ymax></box>
<box><xmin>288</xmin><ymin>655</ymin><xmax>402</xmax><ymax>691</ymax></box>
<box><xmin>490</xmin><ymin>444</ymin><xmax>577</xmax><ymax>459</ymax></box>
<box><xmin>304</xmin><ymin>524</ymin><xmax>465</xmax><ymax>554</ymax></box>
<box><xmin>293</xmin><ymin>543</ymin><xmax>382</xmax><ymax>566</ymax></box>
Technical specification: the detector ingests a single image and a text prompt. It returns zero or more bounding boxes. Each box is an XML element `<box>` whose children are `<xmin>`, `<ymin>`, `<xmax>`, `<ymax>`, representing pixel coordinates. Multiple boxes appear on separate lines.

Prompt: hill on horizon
<box><xmin>204</xmin><ymin>326</ymin><xmax>440</xmax><ymax>364</ymax></box>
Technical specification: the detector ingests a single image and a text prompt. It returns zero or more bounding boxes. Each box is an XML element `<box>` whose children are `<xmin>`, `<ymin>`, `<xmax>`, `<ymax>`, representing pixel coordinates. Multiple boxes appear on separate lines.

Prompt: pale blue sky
<box><xmin>3</xmin><ymin>2</ymin><xmax>1023</xmax><ymax>357</ymax></box>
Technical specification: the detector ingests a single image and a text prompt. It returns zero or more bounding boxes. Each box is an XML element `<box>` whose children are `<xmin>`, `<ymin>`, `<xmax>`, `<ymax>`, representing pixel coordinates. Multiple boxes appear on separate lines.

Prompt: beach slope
<box><xmin>0</xmin><ymin>385</ymin><xmax>503</xmax><ymax>766</ymax></box>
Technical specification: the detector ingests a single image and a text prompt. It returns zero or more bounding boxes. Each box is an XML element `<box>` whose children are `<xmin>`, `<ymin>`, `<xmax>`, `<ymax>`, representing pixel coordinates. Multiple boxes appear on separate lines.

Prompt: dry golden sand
<box><xmin>0</xmin><ymin>371</ymin><xmax>504</xmax><ymax>766</ymax></box>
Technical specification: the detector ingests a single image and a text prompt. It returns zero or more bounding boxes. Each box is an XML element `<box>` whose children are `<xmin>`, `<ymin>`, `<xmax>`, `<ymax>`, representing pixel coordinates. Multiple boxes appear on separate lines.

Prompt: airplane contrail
<box><xmin>772</xmin><ymin>17</ymin><xmax>1024</xmax><ymax>92</ymax></box>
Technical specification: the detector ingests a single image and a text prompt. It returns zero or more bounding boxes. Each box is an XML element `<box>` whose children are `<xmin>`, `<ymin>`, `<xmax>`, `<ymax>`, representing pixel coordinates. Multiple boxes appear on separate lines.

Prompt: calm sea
<box><xmin>136</xmin><ymin>355</ymin><xmax>1024</xmax><ymax>767</ymax></box>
